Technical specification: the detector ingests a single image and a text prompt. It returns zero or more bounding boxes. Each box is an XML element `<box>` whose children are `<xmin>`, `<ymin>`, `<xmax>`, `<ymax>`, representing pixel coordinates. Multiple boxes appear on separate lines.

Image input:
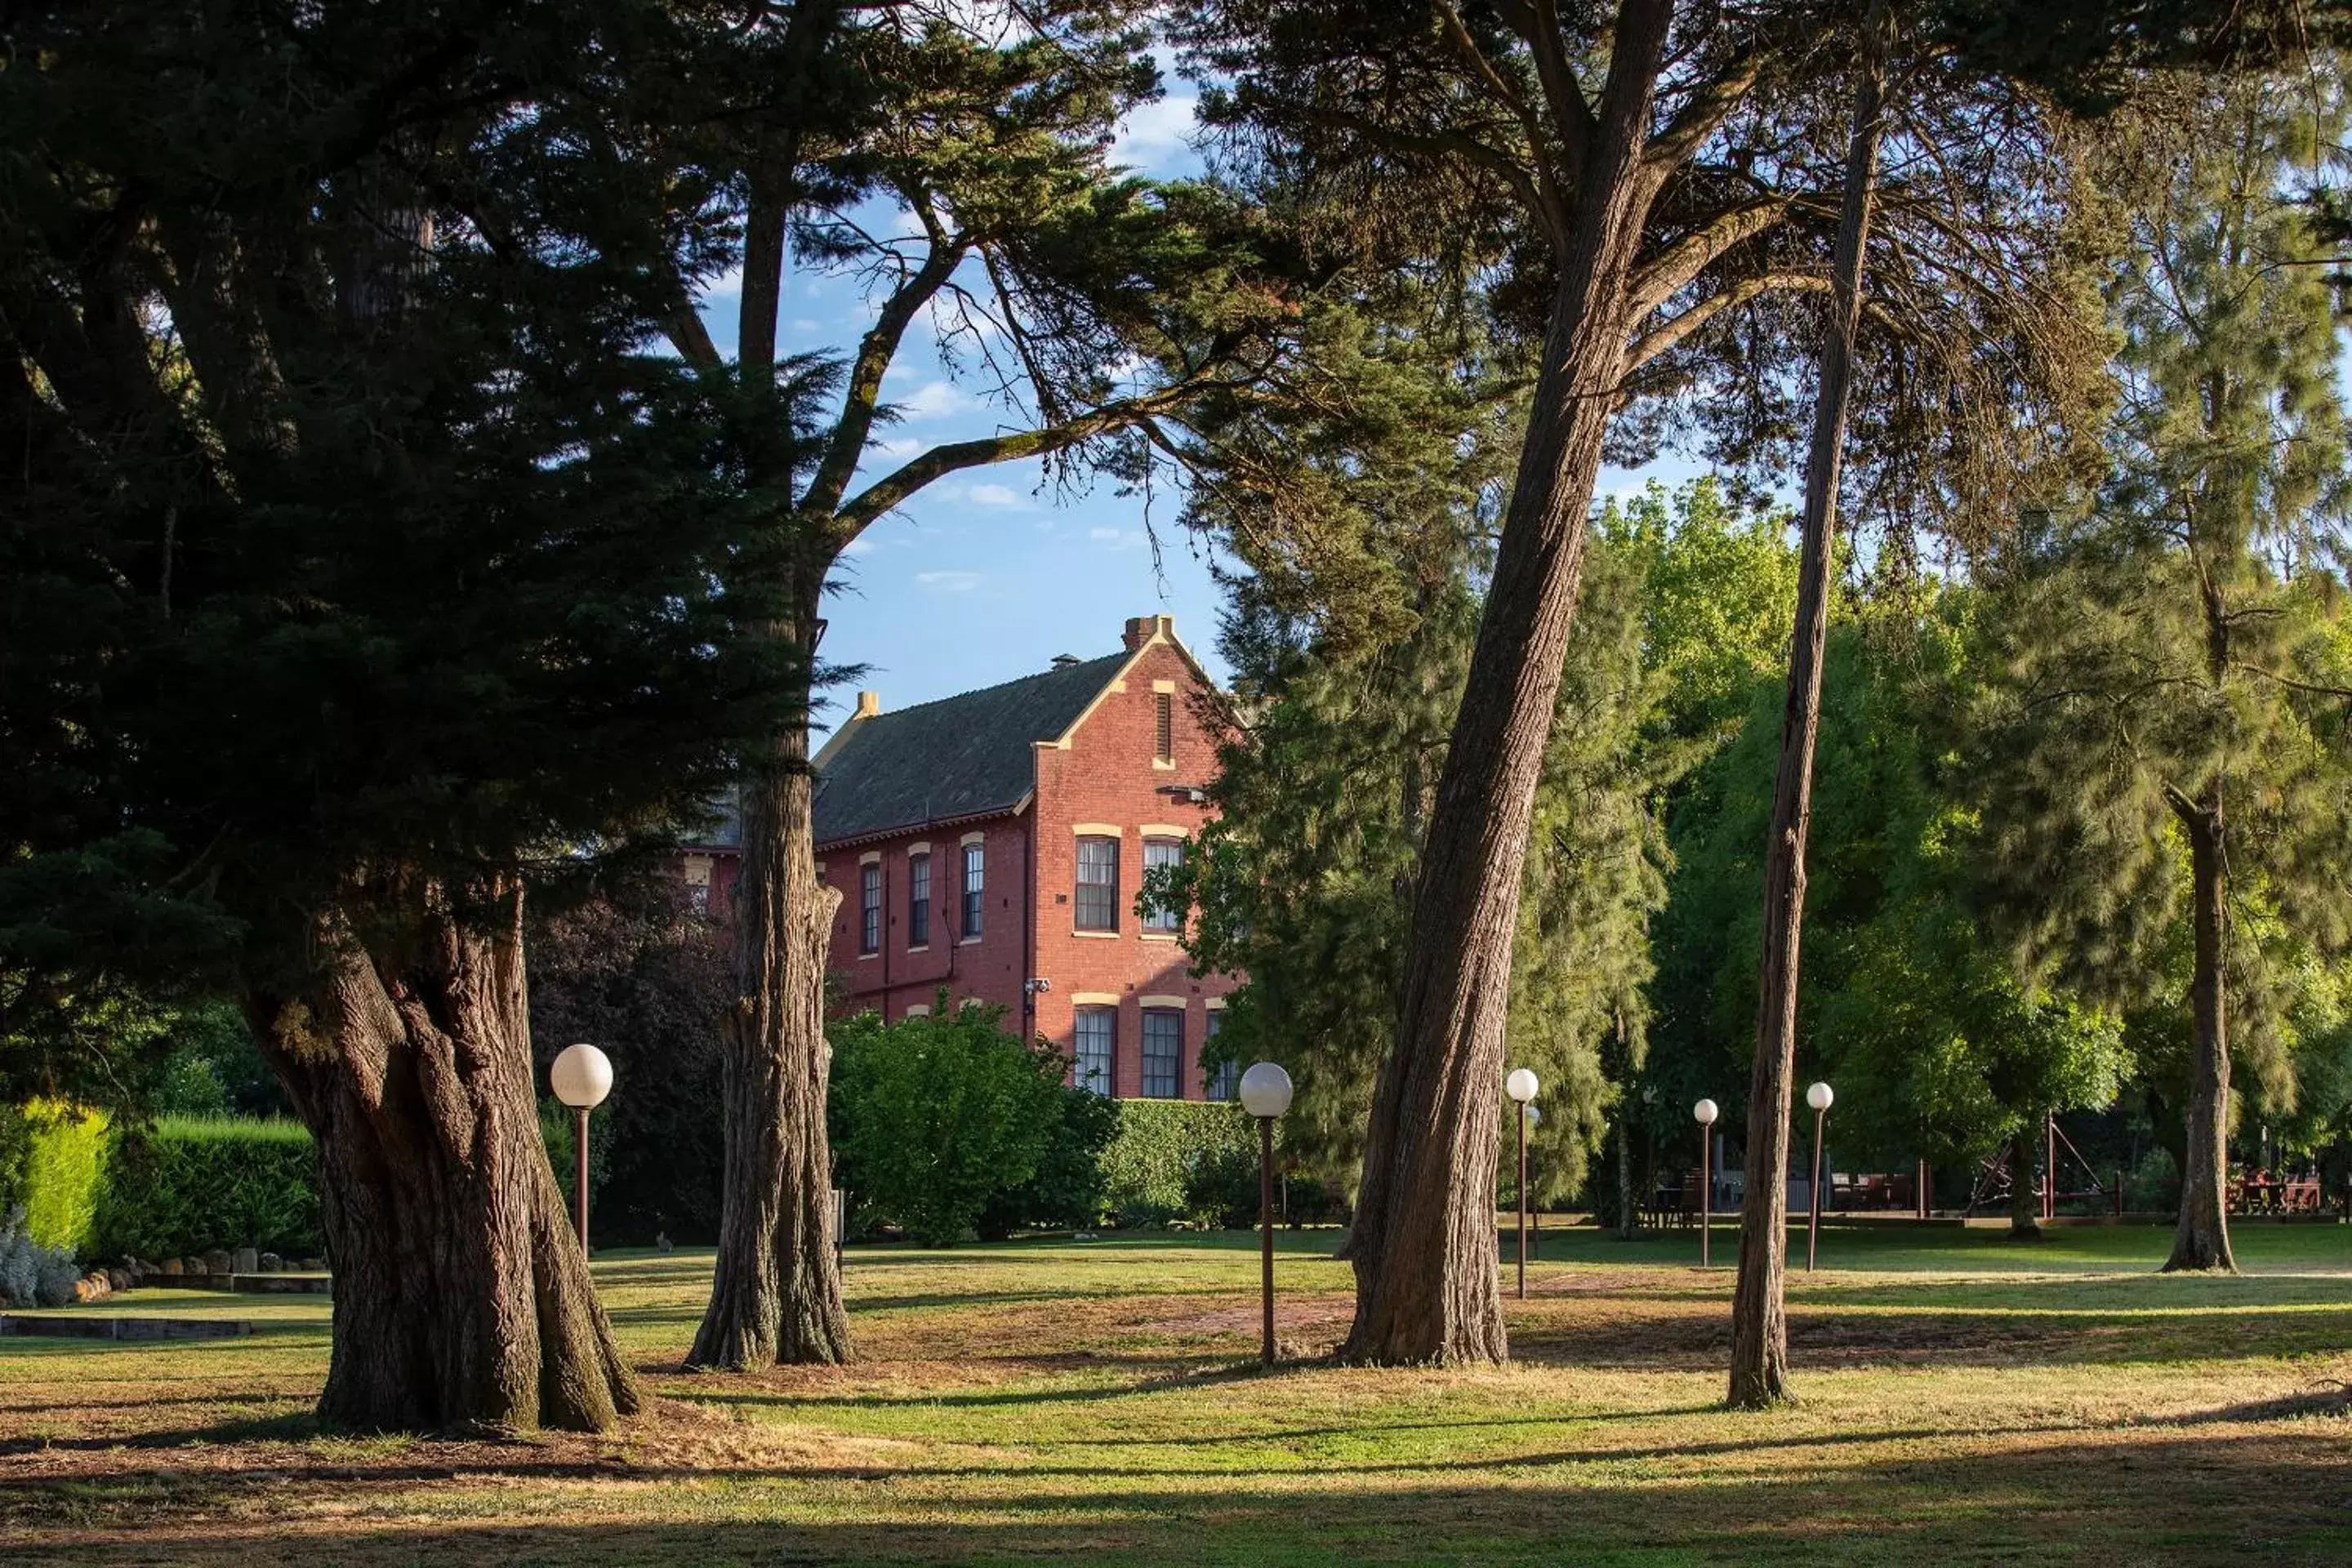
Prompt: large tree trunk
<box><xmin>1726</xmin><ymin>2</ymin><xmax>1890</xmax><ymax>1412</ymax></box>
<box><xmin>691</xmin><ymin>586</ymin><xmax>850</xmax><ymax>1368</ymax></box>
<box><xmin>1340</xmin><ymin>0</ymin><xmax>1675</xmax><ymax>1367</ymax></box>
<box><xmin>2167</xmin><ymin>789</ymin><xmax>2235</xmax><ymax>1272</ymax></box>
<box><xmin>256</xmin><ymin>886</ymin><xmax>639</xmax><ymax>1433</ymax></box>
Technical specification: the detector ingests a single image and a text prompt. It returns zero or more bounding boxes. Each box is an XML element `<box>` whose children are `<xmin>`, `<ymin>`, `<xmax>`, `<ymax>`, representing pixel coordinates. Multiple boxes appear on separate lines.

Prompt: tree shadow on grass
<box><xmin>7</xmin><ymin>1424</ymin><xmax>2348</xmax><ymax>1566</ymax></box>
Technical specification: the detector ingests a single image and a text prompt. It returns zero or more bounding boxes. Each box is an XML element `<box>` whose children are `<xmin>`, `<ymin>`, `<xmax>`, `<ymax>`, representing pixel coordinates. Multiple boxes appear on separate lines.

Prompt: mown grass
<box><xmin>2</xmin><ymin>1221</ymin><xmax>2348</xmax><ymax>1565</ymax></box>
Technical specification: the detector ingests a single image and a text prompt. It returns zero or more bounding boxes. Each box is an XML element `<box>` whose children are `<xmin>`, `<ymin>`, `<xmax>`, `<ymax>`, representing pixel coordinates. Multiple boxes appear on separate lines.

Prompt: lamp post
<box><xmin>1239</xmin><ymin>1062</ymin><xmax>1294</xmax><ymax>1368</ymax></box>
<box><xmin>550</xmin><ymin>1043</ymin><xmax>612</xmax><ymax>1255</ymax></box>
<box><xmin>1506</xmin><ymin>1068</ymin><xmax>1539</xmax><ymax>1298</ymax></box>
<box><xmin>1694</xmin><ymin>1098</ymin><xmax>1719</xmax><ymax>1267</ymax></box>
<box><xmin>1526</xmin><ymin>1104</ymin><xmax>1543</xmax><ymax>1261</ymax></box>
<box><xmin>1806</xmin><ymin>1081</ymin><xmax>1834</xmax><ymax>1272</ymax></box>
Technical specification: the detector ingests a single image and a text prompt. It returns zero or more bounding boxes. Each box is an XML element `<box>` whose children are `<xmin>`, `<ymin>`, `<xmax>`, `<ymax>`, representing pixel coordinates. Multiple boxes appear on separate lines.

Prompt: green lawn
<box><xmin>2</xmin><ymin>1222</ymin><xmax>2348</xmax><ymax>1565</ymax></box>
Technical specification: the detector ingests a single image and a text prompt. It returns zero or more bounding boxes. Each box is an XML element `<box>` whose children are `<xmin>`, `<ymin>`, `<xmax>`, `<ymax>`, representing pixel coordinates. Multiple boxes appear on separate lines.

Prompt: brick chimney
<box><xmin>1122</xmin><ymin>613</ymin><xmax>1174</xmax><ymax>653</ymax></box>
<box><xmin>853</xmin><ymin>690</ymin><xmax>880</xmax><ymax>718</ymax></box>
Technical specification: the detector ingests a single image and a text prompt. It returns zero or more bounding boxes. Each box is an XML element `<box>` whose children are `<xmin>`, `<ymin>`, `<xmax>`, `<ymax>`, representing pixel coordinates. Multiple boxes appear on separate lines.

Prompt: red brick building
<box><xmin>686</xmin><ymin>614</ymin><xmax>1240</xmax><ymax>1101</ymax></box>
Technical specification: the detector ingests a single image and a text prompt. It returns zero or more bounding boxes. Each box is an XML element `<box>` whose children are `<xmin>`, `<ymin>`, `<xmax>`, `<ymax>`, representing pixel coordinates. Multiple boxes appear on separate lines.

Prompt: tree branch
<box><xmin>1622</xmin><ymin>270</ymin><xmax>1830</xmax><ymax>372</ymax></box>
<box><xmin>1642</xmin><ymin>55</ymin><xmax>1763</xmax><ymax>184</ymax></box>
<box><xmin>800</xmin><ymin>199</ymin><xmax>969</xmax><ymax>519</ymax></box>
<box><xmin>833</xmin><ymin>383</ymin><xmax>1207</xmax><ymax>541</ymax></box>
<box><xmin>1624</xmin><ymin>197</ymin><xmax>1795</xmax><ymax>321</ymax></box>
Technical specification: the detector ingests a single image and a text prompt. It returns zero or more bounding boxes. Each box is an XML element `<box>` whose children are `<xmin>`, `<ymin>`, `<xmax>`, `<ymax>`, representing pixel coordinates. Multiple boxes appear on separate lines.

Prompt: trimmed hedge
<box><xmin>91</xmin><ymin>1117</ymin><xmax>322</xmax><ymax>1262</ymax></box>
<box><xmin>1098</xmin><ymin>1100</ymin><xmax>1258</xmax><ymax>1224</ymax></box>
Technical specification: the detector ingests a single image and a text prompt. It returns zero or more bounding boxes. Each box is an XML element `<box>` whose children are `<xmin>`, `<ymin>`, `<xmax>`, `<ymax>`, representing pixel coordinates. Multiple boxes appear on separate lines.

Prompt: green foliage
<box><xmin>537</xmin><ymin>1100</ymin><xmax>613</xmax><ymax>1225</ymax></box>
<box><xmin>830</xmin><ymin>1000</ymin><xmax>1076</xmax><ymax>1247</ymax></box>
<box><xmin>1967</xmin><ymin>77</ymin><xmax>2352</xmax><ymax>1113</ymax></box>
<box><xmin>1096</xmin><ymin>1099</ymin><xmax>1260</xmax><ymax>1223</ymax></box>
<box><xmin>15</xmin><ymin>1100</ymin><xmax>110</xmax><ymax>1256</ymax></box>
<box><xmin>528</xmin><ymin>893</ymin><xmax>730</xmax><ymax>1244</ymax></box>
<box><xmin>978</xmin><ymin>1085</ymin><xmax>1120</xmax><ymax>1241</ymax></box>
<box><xmin>90</xmin><ymin>1118</ymin><xmax>320</xmax><ymax>1263</ymax></box>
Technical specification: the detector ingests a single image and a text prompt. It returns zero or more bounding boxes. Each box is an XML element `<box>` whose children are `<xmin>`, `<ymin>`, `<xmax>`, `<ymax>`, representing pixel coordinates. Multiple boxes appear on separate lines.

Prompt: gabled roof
<box><xmin>810</xmin><ymin>651</ymin><xmax>1130</xmax><ymax>847</ymax></box>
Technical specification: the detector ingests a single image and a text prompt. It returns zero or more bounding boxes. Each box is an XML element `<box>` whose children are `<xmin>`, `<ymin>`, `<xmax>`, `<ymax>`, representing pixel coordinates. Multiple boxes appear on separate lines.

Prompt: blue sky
<box><xmin>699</xmin><ymin>66</ymin><xmax>1692</xmax><ymax>735</ymax></box>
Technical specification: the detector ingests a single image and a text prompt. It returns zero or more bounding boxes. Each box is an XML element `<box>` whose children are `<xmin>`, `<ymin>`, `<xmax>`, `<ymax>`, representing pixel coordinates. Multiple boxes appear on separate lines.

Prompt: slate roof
<box><xmin>809</xmin><ymin>650</ymin><xmax>1130</xmax><ymax>847</ymax></box>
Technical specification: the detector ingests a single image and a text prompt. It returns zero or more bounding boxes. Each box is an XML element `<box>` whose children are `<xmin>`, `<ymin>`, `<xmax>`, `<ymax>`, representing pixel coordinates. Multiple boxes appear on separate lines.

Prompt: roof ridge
<box><xmin>835</xmin><ymin>648</ymin><xmax>1125</xmax><ymax>725</ymax></box>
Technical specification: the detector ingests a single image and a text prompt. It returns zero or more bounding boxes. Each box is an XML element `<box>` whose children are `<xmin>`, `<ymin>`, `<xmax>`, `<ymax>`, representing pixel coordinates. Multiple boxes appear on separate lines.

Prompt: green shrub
<box><xmin>1098</xmin><ymin>1101</ymin><xmax>1257</xmax><ymax>1224</ymax></box>
<box><xmin>18</xmin><ymin>1100</ymin><xmax>110</xmax><ymax>1254</ymax></box>
<box><xmin>830</xmin><ymin>1000</ymin><xmax>1073</xmax><ymax>1247</ymax></box>
<box><xmin>978</xmin><ymin>1080</ymin><xmax>1117</xmax><ymax>1240</ymax></box>
<box><xmin>91</xmin><ymin>1116</ymin><xmax>320</xmax><ymax>1261</ymax></box>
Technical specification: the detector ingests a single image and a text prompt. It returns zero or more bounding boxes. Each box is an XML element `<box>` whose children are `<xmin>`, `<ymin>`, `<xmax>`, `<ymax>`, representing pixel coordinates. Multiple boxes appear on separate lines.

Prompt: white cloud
<box><xmin>1111</xmin><ymin>93</ymin><xmax>1199</xmax><ymax>170</ymax></box>
<box><xmin>894</xmin><ymin>380</ymin><xmax>979</xmax><ymax>421</ymax></box>
<box><xmin>842</xmin><ymin>537</ymin><xmax>877</xmax><ymax>557</ymax></box>
<box><xmin>969</xmin><ymin>483</ymin><xmax>1029</xmax><ymax>510</ymax></box>
<box><xmin>874</xmin><ymin>436</ymin><xmax>926</xmax><ymax>461</ymax></box>
<box><xmin>1089</xmin><ymin>526</ymin><xmax>1123</xmax><ymax>541</ymax></box>
<box><xmin>790</xmin><ymin>318</ymin><xmax>821</xmax><ymax>334</ymax></box>
<box><xmin>916</xmin><ymin>569</ymin><xmax>983</xmax><ymax>594</ymax></box>
<box><xmin>702</xmin><ymin>266</ymin><xmax>745</xmax><ymax>305</ymax></box>
<box><xmin>1089</xmin><ymin>526</ymin><xmax>1148</xmax><ymax>552</ymax></box>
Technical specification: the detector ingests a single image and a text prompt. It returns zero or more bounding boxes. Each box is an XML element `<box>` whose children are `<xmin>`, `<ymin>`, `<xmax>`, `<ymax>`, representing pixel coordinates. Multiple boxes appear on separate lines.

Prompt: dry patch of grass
<box><xmin>2</xmin><ymin>1227</ymin><xmax>2350</xmax><ymax>1565</ymax></box>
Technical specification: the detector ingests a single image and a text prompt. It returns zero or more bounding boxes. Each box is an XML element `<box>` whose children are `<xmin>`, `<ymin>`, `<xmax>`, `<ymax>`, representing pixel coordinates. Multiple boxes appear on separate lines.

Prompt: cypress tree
<box><xmin>1</xmin><ymin>1</ymin><xmax>781</xmax><ymax>1431</ymax></box>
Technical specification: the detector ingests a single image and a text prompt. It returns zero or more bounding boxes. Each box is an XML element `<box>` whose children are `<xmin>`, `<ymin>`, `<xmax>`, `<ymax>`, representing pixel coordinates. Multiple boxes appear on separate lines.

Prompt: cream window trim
<box><xmin>957</xmin><ymin>934</ymin><xmax>984</xmax><ymax>947</ymax></box>
<box><xmin>1071</xmin><ymin>822</ymin><xmax>1123</xmax><ymax>837</ymax></box>
<box><xmin>1152</xmin><ymin>679</ymin><xmax>1177</xmax><ymax>693</ymax></box>
<box><xmin>859</xmin><ymin>849</ymin><xmax>882</xmax><ymax>866</ymax></box>
<box><xmin>1140</xmin><ymin>932</ymin><xmax>1179</xmax><ymax>943</ymax></box>
<box><xmin>1138</xmin><ymin>824</ymin><xmax>1187</xmax><ymax>840</ymax></box>
<box><xmin>814</xmin><ymin>862</ymin><xmax>826</xmax><ymax>877</ymax></box>
<box><xmin>1071</xmin><ymin>991</ymin><xmax>1120</xmax><ymax>1006</ymax></box>
<box><xmin>681</xmin><ymin>852</ymin><xmax>713</xmax><ymax>886</ymax></box>
<box><xmin>902</xmin><ymin>1003</ymin><xmax>931</xmax><ymax>1018</ymax></box>
<box><xmin>906</xmin><ymin>840</ymin><xmax>932</xmax><ymax>858</ymax></box>
<box><xmin>960</xmin><ymin>831</ymin><xmax>987</xmax><ymax>847</ymax></box>
<box><xmin>1139</xmin><ymin>994</ymin><xmax>1187</xmax><ymax>1010</ymax></box>
<box><xmin>906</xmin><ymin>945</ymin><xmax>929</xmax><ymax>956</ymax></box>
<box><xmin>1071</xmin><ymin>929</ymin><xmax>1121</xmax><ymax>940</ymax></box>
<box><xmin>1152</xmin><ymin>759</ymin><xmax>1178</xmax><ymax>771</ymax></box>
<box><xmin>1204</xmin><ymin>996</ymin><xmax>1228</xmax><ymax>1011</ymax></box>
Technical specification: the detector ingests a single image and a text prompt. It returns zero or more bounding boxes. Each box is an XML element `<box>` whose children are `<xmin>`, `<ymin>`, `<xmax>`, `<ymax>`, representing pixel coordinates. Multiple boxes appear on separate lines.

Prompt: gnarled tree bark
<box><xmin>1341</xmin><ymin>0</ymin><xmax>1675</xmax><ymax>1367</ymax></box>
<box><xmin>256</xmin><ymin>886</ymin><xmax>639</xmax><ymax>1433</ymax></box>
<box><xmin>1726</xmin><ymin>0</ymin><xmax>1890</xmax><ymax>1412</ymax></box>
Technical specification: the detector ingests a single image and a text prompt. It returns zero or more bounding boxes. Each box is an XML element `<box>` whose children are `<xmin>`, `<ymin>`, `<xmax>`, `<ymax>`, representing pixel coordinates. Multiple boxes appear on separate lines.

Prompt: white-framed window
<box><xmin>1141</xmin><ymin>1008</ymin><xmax>1182</xmax><ymax>1099</ymax></box>
<box><xmin>961</xmin><ymin>841</ymin><xmax>984</xmax><ymax>938</ymax></box>
<box><xmin>1075</xmin><ymin>1007</ymin><xmax>1115</xmax><ymax>1096</ymax></box>
<box><xmin>1205</xmin><ymin>1009</ymin><xmax>1236</xmax><ymax>1100</ymax></box>
<box><xmin>1143</xmin><ymin>837</ymin><xmax>1185</xmax><ymax>932</ymax></box>
<box><xmin>1076</xmin><ymin>835</ymin><xmax>1120</xmax><ymax>932</ymax></box>
<box><xmin>859</xmin><ymin>862</ymin><xmax>881</xmax><ymax>955</ymax></box>
<box><xmin>908</xmin><ymin>852</ymin><xmax>930</xmax><ymax>947</ymax></box>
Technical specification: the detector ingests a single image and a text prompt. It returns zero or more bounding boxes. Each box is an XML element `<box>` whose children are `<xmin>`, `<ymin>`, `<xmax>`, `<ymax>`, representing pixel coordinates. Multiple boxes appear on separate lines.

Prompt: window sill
<box><xmin>1152</xmin><ymin>759</ymin><xmax>1178</xmax><ymax>771</ymax></box>
<box><xmin>1140</xmin><ymin>931</ymin><xmax>1181</xmax><ymax>942</ymax></box>
<box><xmin>906</xmin><ymin>945</ymin><xmax>929</xmax><ymax>955</ymax></box>
<box><xmin>1071</xmin><ymin>929</ymin><xmax>1121</xmax><ymax>940</ymax></box>
<box><xmin>957</xmin><ymin>936</ymin><xmax>984</xmax><ymax>947</ymax></box>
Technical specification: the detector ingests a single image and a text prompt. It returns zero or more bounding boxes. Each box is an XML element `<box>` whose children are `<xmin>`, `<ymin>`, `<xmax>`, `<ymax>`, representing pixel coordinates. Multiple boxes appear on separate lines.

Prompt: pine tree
<box><xmin>1175</xmin><ymin>0</ymin><xmax>2102</xmax><ymax>1363</ymax></box>
<box><xmin>1968</xmin><ymin>72</ymin><xmax>2352</xmax><ymax>1272</ymax></box>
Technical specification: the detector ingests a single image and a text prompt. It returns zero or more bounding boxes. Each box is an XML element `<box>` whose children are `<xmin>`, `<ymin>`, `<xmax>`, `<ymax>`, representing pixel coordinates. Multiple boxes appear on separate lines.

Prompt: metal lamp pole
<box><xmin>1506</xmin><ymin>1069</ymin><xmax>1539</xmax><ymax>1299</ymax></box>
<box><xmin>1695</xmin><ymin>1099</ymin><xmax>1719</xmax><ymax>1267</ymax></box>
<box><xmin>1806</xmin><ymin>1081</ymin><xmax>1834</xmax><ymax>1272</ymax></box>
<box><xmin>1239</xmin><ymin>1062</ymin><xmax>1294</xmax><ymax>1368</ymax></box>
<box><xmin>549</xmin><ymin>1043</ymin><xmax>614</xmax><ymax>1256</ymax></box>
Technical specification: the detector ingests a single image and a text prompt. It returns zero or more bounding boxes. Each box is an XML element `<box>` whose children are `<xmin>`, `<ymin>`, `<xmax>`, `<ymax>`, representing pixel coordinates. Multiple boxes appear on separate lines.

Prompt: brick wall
<box><xmin>1027</xmin><ymin>623</ymin><xmax>1237</xmax><ymax>1100</ymax></box>
<box><xmin>697</xmin><ymin>617</ymin><xmax>1241</xmax><ymax>1100</ymax></box>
